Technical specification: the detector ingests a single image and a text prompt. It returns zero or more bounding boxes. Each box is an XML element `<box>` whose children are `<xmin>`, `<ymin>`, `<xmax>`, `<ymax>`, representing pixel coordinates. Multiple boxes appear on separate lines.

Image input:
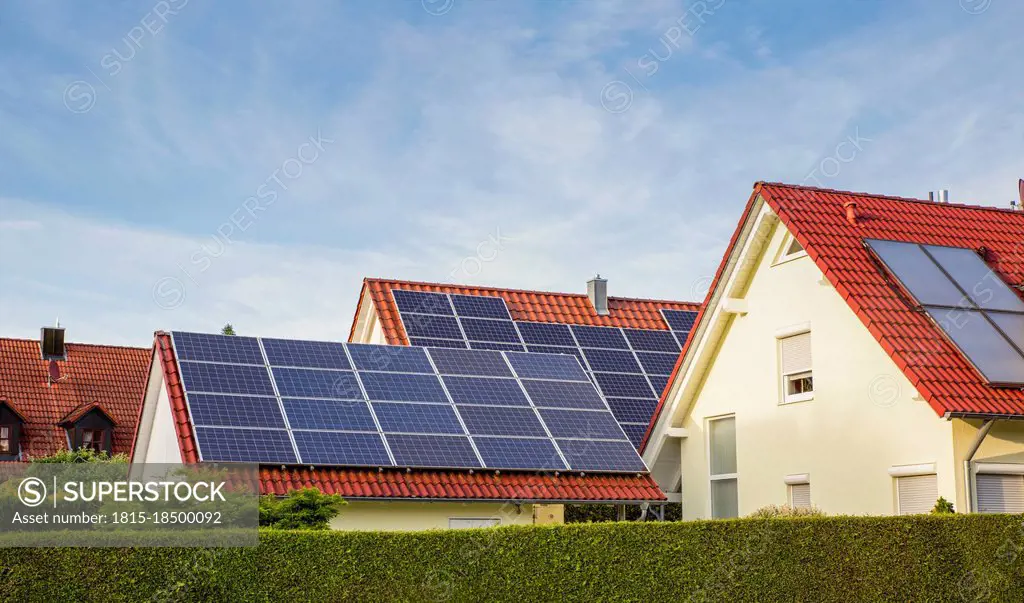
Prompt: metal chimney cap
<box><xmin>587</xmin><ymin>276</ymin><xmax>609</xmax><ymax>316</ymax></box>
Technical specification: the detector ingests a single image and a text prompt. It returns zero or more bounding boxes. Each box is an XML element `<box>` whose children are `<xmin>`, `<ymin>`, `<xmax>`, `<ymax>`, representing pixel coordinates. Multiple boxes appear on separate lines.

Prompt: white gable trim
<box><xmin>644</xmin><ymin>196</ymin><xmax>778</xmax><ymax>465</ymax></box>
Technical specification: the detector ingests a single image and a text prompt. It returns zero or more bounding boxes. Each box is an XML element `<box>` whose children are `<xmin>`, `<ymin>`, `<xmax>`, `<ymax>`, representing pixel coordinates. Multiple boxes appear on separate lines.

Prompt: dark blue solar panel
<box><xmin>391</xmin><ymin>290</ymin><xmax>454</xmax><ymax>315</ymax></box>
<box><xmin>386</xmin><ymin>434</ymin><xmax>481</xmax><ymax>468</ymax></box>
<box><xmin>581</xmin><ymin>348</ymin><xmax>642</xmax><ymax>373</ymax></box>
<box><xmin>359</xmin><ymin>372</ymin><xmax>450</xmax><ymax>403</ymax></box>
<box><xmin>662</xmin><ymin>309</ymin><xmax>698</xmax><ymax>332</ymax></box>
<box><xmin>620</xmin><ymin>424</ymin><xmax>647</xmax><ymax>448</ymax></box>
<box><xmin>473</xmin><ymin>437</ymin><xmax>566</xmax><ymax>471</ymax></box>
<box><xmin>623</xmin><ymin>329</ymin><xmax>681</xmax><ymax>352</ymax></box>
<box><xmin>648</xmin><ymin>375</ymin><xmax>669</xmax><ymax>395</ymax></box>
<box><xmin>525</xmin><ymin>345</ymin><xmax>585</xmax><ymax>365</ymax></box>
<box><xmin>468</xmin><ymin>341</ymin><xmax>526</xmax><ymax>352</ymax></box>
<box><xmin>460</xmin><ymin>318</ymin><xmax>522</xmax><ymax>343</ymax></box>
<box><xmin>282</xmin><ymin>398</ymin><xmax>377</xmax><ymax>431</ymax></box>
<box><xmin>293</xmin><ymin>431</ymin><xmax>391</xmax><ymax>466</ymax></box>
<box><xmin>195</xmin><ymin>427</ymin><xmax>297</xmax><ymax>464</ymax></box>
<box><xmin>262</xmin><ymin>338</ymin><xmax>350</xmax><ymax>370</ymax></box>
<box><xmin>409</xmin><ymin>338</ymin><xmax>468</xmax><ymax>349</ymax></box>
<box><xmin>505</xmin><ymin>351</ymin><xmax>589</xmax><ymax>382</ymax></box>
<box><xmin>636</xmin><ymin>351</ymin><xmax>679</xmax><ymax>376</ymax></box>
<box><xmin>521</xmin><ymin>380</ymin><xmax>607</xmax><ymax>410</ymax></box>
<box><xmin>427</xmin><ymin>347</ymin><xmax>513</xmax><ymax>377</ymax></box>
<box><xmin>606</xmin><ymin>397</ymin><xmax>658</xmax><ymax>424</ymax></box>
<box><xmin>442</xmin><ymin>377</ymin><xmax>531</xmax><ymax>406</ymax></box>
<box><xmin>272</xmin><ymin>368</ymin><xmax>362</xmax><ymax>399</ymax></box>
<box><xmin>457</xmin><ymin>405</ymin><xmax>547</xmax><ymax>437</ymax></box>
<box><xmin>347</xmin><ymin>344</ymin><xmax>434</xmax><ymax>373</ymax></box>
<box><xmin>372</xmin><ymin>402</ymin><xmax>464</xmax><ymax>434</ymax></box>
<box><xmin>179</xmin><ymin>361</ymin><xmax>275</xmax><ymax>396</ymax></box>
<box><xmin>672</xmin><ymin>332</ymin><xmax>690</xmax><ymax>348</ymax></box>
<box><xmin>571</xmin><ymin>325</ymin><xmax>629</xmax><ymax>349</ymax></box>
<box><xmin>558</xmin><ymin>439</ymin><xmax>647</xmax><ymax>472</ymax></box>
<box><xmin>450</xmin><ymin>294</ymin><xmax>512</xmax><ymax>319</ymax></box>
<box><xmin>538</xmin><ymin>409</ymin><xmax>626</xmax><ymax>440</ymax></box>
<box><xmin>173</xmin><ymin>332</ymin><xmax>265</xmax><ymax>364</ymax></box>
<box><xmin>516</xmin><ymin>322</ymin><xmax>576</xmax><ymax>346</ymax></box>
<box><xmin>593</xmin><ymin>372</ymin><xmax>655</xmax><ymax>398</ymax></box>
<box><xmin>402</xmin><ymin>314</ymin><xmax>464</xmax><ymax>340</ymax></box>
<box><xmin>187</xmin><ymin>394</ymin><xmax>285</xmax><ymax>428</ymax></box>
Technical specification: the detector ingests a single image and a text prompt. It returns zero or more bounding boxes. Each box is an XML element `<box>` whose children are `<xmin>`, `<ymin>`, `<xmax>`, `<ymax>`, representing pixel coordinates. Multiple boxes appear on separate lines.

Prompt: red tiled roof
<box><xmin>644</xmin><ymin>182</ymin><xmax>1024</xmax><ymax>450</ymax></box>
<box><xmin>154</xmin><ymin>332</ymin><xmax>663</xmax><ymax>501</ymax></box>
<box><xmin>0</xmin><ymin>338</ymin><xmax>150</xmax><ymax>459</ymax></box>
<box><xmin>260</xmin><ymin>466</ymin><xmax>665</xmax><ymax>502</ymax></box>
<box><xmin>352</xmin><ymin>278</ymin><xmax>700</xmax><ymax>345</ymax></box>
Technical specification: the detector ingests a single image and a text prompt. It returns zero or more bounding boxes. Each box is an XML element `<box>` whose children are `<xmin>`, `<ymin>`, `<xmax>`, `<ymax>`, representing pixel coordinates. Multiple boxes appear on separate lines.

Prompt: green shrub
<box><xmin>933</xmin><ymin>497</ymin><xmax>956</xmax><ymax>514</ymax></box>
<box><xmin>565</xmin><ymin>503</ymin><xmax>682</xmax><ymax>523</ymax></box>
<box><xmin>2</xmin><ymin>515</ymin><xmax>1024</xmax><ymax>601</ymax></box>
<box><xmin>259</xmin><ymin>488</ymin><xmax>346</xmax><ymax>530</ymax></box>
<box><xmin>747</xmin><ymin>504</ymin><xmax>826</xmax><ymax>519</ymax></box>
<box><xmin>30</xmin><ymin>448</ymin><xmax>128</xmax><ymax>463</ymax></box>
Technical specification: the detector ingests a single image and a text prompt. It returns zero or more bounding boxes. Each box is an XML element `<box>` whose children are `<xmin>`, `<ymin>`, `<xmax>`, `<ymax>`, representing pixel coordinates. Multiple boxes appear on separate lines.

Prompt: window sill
<box><xmin>781</xmin><ymin>393</ymin><xmax>814</xmax><ymax>405</ymax></box>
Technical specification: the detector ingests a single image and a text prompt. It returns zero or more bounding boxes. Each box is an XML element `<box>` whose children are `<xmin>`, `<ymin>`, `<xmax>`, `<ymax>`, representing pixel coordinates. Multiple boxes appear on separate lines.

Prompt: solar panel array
<box><xmin>171</xmin><ymin>332</ymin><xmax>647</xmax><ymax>473</ymax></box>
<box><xmin>866</xmin><ymin>239</ymin><xmax>1024</xmax><ymax>386</ymax></box>
<box><xmin>391</xmin><ymin>290</ymin><xmax>698</xmax><ymax>447</ymax></box>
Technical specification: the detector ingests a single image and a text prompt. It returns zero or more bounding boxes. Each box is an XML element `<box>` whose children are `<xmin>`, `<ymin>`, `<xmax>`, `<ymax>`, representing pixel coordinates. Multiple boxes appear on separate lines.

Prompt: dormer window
<box><xmin>0</xmin><ymin>399</ymin><xmax>27</xmax><ymax>459</ymax></box>
<box><xmin>58</xmin><ymin>403</ymin><xmax>116</xmax><ymax>456</ymax></box>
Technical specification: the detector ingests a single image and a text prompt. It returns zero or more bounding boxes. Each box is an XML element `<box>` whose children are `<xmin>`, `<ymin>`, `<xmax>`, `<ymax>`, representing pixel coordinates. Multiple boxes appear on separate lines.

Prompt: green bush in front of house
<box><xmin>2</xmin><ymin>515</ymin><xmax>1024</xmax><ymax>601</ymax></box>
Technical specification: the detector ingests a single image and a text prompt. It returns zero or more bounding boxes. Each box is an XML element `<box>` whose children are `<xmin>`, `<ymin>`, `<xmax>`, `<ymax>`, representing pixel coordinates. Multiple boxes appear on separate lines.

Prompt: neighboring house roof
<box><xmin>351</xmin><ymin>278</ymin><xmax>700</xmax><ymax>345</ymax></box>
<box><xmin>643</xmin><ymin>182</ymin><xmax>1024</xmax><ymax>451</ymax></box>
<box><xmin>0</xmin><ymin>337</ymin><xmax>150</xmax><ymax>458</ymax></box>
<box><xmin>152</xmin><ymin>333</ymin><xmax>665</xmax><ymax>502</ymax></box>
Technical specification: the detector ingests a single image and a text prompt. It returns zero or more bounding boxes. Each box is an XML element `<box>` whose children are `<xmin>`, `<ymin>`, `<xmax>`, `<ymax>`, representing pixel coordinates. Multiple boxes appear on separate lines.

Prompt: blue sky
<box><xmin>1</xmin><ymin>0</ymin><xmax>1021</xmax><ymax>345</ymax></box>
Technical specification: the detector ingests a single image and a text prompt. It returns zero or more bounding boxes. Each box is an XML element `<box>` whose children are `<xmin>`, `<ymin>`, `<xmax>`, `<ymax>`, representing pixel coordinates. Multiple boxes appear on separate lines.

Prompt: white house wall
<box><xmin>669</xmin><ymin>215</ymin><xmax>955</xmax><ymax>518</ymax></box>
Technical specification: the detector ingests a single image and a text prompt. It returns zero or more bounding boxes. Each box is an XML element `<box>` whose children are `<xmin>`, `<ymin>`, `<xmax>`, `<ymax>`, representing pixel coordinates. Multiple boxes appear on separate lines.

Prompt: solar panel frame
<box><xmin>619</xmin><ymin>423</ymin><xmax>648</xmax><ymax>448</ymax></box>
<box><xmin>925</xmin><ymin>307</ymin><xmax>1024</xmax><ymax>386</ymax></box>
<box><xmin>558</xmin><ymin>438</ymin><xmax>648</xmax><ymax>472</ymax></box>
<box><xmin>293</xmin><ymin>430</ymin><xmax>392</xmax><ymax>466</ymax></box>
<box><xmin>661</xmin><ymin>309</ymin><xmax>698</xmax><ymax>332</ymax></box>
<box><xmin>504</xmin><ymin>351</ymin><xmax>590</xmax><ymax>382</ymax></box>
<box><xmin>592</xmin><ymin>372</ymin><xmax>656</xmax><ymax>399</ymax></box>
<box><xmin>581</xmin><ymin>348</ymin><xmax>642</xmax><ymax>374</ymax></box>
<box><xmin>520</xmin><ymin>379</ymin><xmax>608</xmax><ymax>410</ymax></box>
<box><xmin>371</xmin><ymin>402</ymin><xmax>466</xmax><ymax>435</ymax></box>
<box><xmin>570</xmin><ymin>325</ymin><xmax>630</xmax><ymax>349</ymax></box>
<box><xmin>194</xmin><ymin>426</ymin><xmax>297</xmax><ymax>464</ymax></box>
<box><xmin>450</xmin><ymin>294</ymin><xmax>513</xmax><ymax>319</ymax></box>
<box><xmin>516</xmin><ymin>322</ymin><xmax>577</xmax><ymax>346</ymax></box>
<box><xmin>537</xmin><ymin>408</ymin><xmax>628</xmax><ymax>440</ymax></box>
<box><xmin>187</xmin><ymin>393</ymin><xmax>286</xmax><ymax>429</ymax></box>
<box><xmin>427</xmin><ymin>347</ymin><xmax>514</xmax><ymax>377</ymax></box>
<box><xmin>865</xmin><ymin>239</ymin><xmax>970</xmax><ymax>308</ymax></box>
<box><xmin>359</xmin><ymin>372</ymin><xmax>451</xmax><ymax>403</ymax></box>
<box><xmin>386</xmin><ymin>434</ymin><xmax>482</xmax><ymax>469</ymax></box>
<box><xmin>457</xmin><ymin>405</ymin><xmax>549</xmax><ymax>437</ymax></box>
<box><xmin>408</xmin><ymin>338</ymin><xmax>468</xmax><ymax>349</ymax></box>
<box><xmin>178</xmin><ymin>361</ymin><xmax>276</xmax><ymax>396</ymax></box>
<box><xmin>271</xmin><ymin>367</ymin><xmax>363</xmax><ymax>400</ymax></box>
<box><xmin>346</xmin><ymin>344</ymin><xmax>435</xmax><ymax>374</ymax></box>
<box><xmin>467</xmin><ymin>341</ymin><xmax>526</xmax><ymax>352</ymax></box>
<box><xmin>441</xmin><ymin>376</ymin><xmax>532</xmax><ymax>407</ymax></box>
<box><xmin>401</xmin><ymin>314</ymin><xmax>465</xmax><ymax>340</ymax></box>
<box><xmin>622</xmin><ymin>328</ymin><xmax>681</xmax><ymax>353</ymax></box>
<box><xmin>459</xmin><ymin>318</ymin><xmax>523</xmax><ymax>344</ymax></box>
<box><xmin>261</xmin><ymin>338</ymin><xmax>351</xmax><ymax>370</ymax></box>
<box><xmin>391</xmin><ymin>289</ymin><xmax>455</xmax><ymax>315</ymax></box>
<box><xmin>606</xmin><ymin>397</ymin><xmax>659</xmax><ymax>424</ymax></box>
<box><xmin>173</xmin><ymin>332</ymin><xmax>265</xmax><ymax>365</ymax></box>
<box><xmin>635</xmin><ymin>351</ymin><xmax>679</xmax><ymax>376</ymax></box>
<box><xmin>472</xmin><ymin>437</ymin><xmax>567</xmax><ymax>471</ymax></box>
<box><xmin>281</xmin><ymin>398</ymin><xmax>378</xmax><ymax>431</ymax></box>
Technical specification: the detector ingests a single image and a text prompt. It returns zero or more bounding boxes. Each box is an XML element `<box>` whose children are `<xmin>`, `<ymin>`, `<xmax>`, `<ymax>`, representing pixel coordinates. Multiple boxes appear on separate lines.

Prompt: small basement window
<box><xmin>780</xmin><ymin>332</ymin><xmax>814</xmax><ymax>404</ymax></box>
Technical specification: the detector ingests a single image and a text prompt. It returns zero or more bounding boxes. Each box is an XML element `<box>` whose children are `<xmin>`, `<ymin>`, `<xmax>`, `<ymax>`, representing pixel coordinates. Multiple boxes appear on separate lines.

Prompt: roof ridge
<box><xmin>758</xmin><ymin>181</ymin><xmax>1024</xmax><ymax>217</ymax></box>
<box><xmin>0</xmin><ymin>337</ymin><xmax>149</xmax><ymax>352</ymax></box>
<box><xmin>362</xmin><ymin>277</ymin><xmax>700</xmax><ymax>306</ymax></box>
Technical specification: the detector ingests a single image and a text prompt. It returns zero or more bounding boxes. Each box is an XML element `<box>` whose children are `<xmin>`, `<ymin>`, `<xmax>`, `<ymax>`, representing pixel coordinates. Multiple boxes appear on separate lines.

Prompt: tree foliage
<box><xmin>31</xmin><ymin>448</ymin><xmax>129</xmax><ymax>464</ymax></box>
<box><xmin>221</xmin><ymin>324</ymin><xmax>236</xmax><ymax>336</ymax></box>
<box><xmin>259</xmin><ymin>488</ymin><xmax>346</xmax><ymax>530</ymax></box>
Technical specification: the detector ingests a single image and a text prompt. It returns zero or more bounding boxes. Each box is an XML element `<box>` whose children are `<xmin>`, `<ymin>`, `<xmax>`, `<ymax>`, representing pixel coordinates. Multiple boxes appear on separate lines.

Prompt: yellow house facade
<box><xmin>643</xmin><ymin>183</ymin><xmax>1024</xmax><ymax>519</ymax></box>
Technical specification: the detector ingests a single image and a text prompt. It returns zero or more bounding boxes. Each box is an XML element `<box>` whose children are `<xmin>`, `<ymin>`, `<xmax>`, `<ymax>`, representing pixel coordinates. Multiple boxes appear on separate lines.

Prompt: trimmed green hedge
<box><xmin>2</xmin><ymin>515</ymin><xmax>1024</xmax><ymax>601</ymax></box>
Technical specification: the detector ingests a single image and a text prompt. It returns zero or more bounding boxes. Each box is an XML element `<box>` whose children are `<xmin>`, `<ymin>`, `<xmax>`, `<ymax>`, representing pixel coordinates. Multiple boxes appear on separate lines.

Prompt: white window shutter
<box><xmin>896</xmin><ymin>474</ymin><xmax>937</xmax><ymax>515</ymax></box>
<box><xmin>781</xmin><ymin>333</ymin><xmax>812</xmax><ymax>374</ymax></box>
<box><xmin>977</xmin><ymin>474</ymin><xmax>1024</xmax><ymax>514</ymax></box>
<box><xmin>789</xmin><ymin>483</ymin><xmax>811</xmax><ymax>509</ymax></box>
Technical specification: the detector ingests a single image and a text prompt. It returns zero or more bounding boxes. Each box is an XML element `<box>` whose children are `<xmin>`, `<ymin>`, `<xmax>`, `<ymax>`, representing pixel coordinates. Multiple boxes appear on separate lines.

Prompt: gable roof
<box><xmin>151</xmin><ymin>332</ymin><xmax>664</xmax><ymax>502</ymax></box>
<box><xmin>58</xmin><ymin>402</ymin><xmax>117</xmax><ymax>427</ymax></box>
<box><xmin>0</xmin><ymin>337</ymin><xmax>150</xmax><ymax>458</ymax></box>
<box><xmin>351</xmin><ymin>278</ymin><xmax>700</xmax><ymax>345</ymax></box>
<box><xmin>643</xmin><ymin>182</ymin><xmax>1024</xmax><ymax>451</ymax></box>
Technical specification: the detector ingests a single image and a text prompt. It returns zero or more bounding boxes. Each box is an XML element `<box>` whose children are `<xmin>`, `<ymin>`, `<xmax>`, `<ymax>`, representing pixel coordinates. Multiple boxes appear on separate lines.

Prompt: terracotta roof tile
<box><xmin>0</xmin><ymin>338</ymin><xmax>150</xmax><ymax>459</ymax></box>
<box><xmin>351</xmin><ymin>278</ymin><xmax>700</xmax><ymax>345</ymax></box>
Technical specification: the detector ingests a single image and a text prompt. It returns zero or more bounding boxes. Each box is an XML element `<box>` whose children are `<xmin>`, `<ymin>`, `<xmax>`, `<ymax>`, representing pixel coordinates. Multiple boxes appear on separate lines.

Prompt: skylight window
<box><xmin>865</xmin><ymin>239</ymin><xmax>1024</xmax><ymax>387</ymax></box>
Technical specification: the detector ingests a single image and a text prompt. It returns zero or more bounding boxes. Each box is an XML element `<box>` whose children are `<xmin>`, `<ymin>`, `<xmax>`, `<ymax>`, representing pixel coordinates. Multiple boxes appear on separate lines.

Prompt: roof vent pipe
<box><xmin>929</xmin><ymin>189</ymin><xmax>950</xmax><ymax>203</ymax></box>
<box><xmin>844</xmin><ymin>200</ymin><xmax>859</xmax><ymax>226</ymax></box>
<box><xmin>587</xmin><ymin>275</ymin><xmax>609</xmax><ymax>316</ymax></box>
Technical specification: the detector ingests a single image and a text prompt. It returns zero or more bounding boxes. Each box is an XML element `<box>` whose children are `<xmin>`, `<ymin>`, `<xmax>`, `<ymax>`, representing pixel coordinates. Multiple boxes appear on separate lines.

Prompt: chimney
<box><xmin>843</xmin><ymin>200</ymin><xmax>859</xmax><ymax>226</ymax></box>
<box><xmin>587</xmin><ymin>275</ymin><xmax>609</xmax><ymax>316</ymax></box>
<box><xmin>929</xmin><ymin>190</ymin><xmax>950</xmax><ymax>203</ymax></box>
<box><xmin>40</xmin><ymin>323</ymin><xmax>66</xmax><ymax>361</ymax></box>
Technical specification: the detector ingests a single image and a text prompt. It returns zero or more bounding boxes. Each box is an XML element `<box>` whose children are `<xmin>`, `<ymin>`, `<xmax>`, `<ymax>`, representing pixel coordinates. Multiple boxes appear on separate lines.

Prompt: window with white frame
<box><xmin>708</xmin><ymin>416</ymin><xmax>738</xmax><ymax>519</ymax></box>
<box><xmin>895</xmin><ymin>474</ymin><xmax>937</xmax><ymax>515</ymax></box>
<box><xmin>448</xmin><ymin>518</ymin><xmax>500</xmax><ymax>529</ymax></box>
<box><xmin>780</xmin><ymin>332</ymin><xmax>813</xmax><ymax>403</ymax></box>
<box><xmin>786</xmin><ymin>475</ymin><xmax>811</xmax><ymax>510</ymax></box>
<box><xmin>976</xmin><ymin>469</ymin><xmax>1024</xmax><ymax>514</ymax></box>
<box><xmin>778</xmin><ymin>236</ymin><xmax>806</xmax><ymax>262</ymax></box>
